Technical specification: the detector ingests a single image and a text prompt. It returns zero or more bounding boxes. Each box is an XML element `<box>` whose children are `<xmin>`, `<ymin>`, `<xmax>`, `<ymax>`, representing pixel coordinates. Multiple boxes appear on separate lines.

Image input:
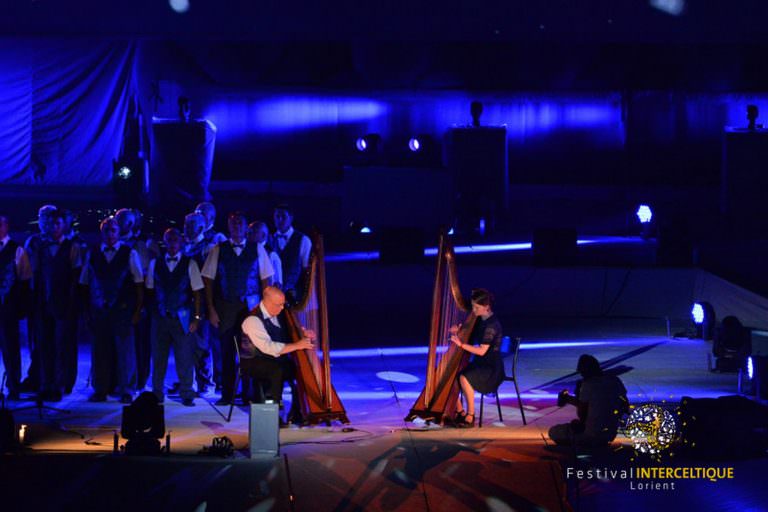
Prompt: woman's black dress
<box><xmin>459</xmin><ymin>314</ymin><xmax>504</xmax><ymax>394</ymax></box>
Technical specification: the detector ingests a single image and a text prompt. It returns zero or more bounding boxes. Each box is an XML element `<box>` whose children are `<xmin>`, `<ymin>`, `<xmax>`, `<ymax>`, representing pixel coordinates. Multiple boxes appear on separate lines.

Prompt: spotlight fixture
<box><xmin>360</xmin><ymin>226</ymin><xmax>372</xmax><ymax>234</ymax></box>
<box><xmin>120</xmin><ymin>392</ymin><xmax>166</xmax><ymax>456</ymax></box>
<box><xmin>404</xmin><ymin>134</ymin><xmax>439</xmax><ymax>167</ymax></box>
<box><xmin>636</xmin><ymin>205</ymin><xmax>653</xmax><ymax>224</ymax></box>
<box><xmin>691</xmin><ymin>302</ymin><xmax>715</xmax><ymax>340</ymax></box>
<box><xmin>355</xmin><ymin>134</ymin><xmax>381</xmax><ymax>153</ymax></box>
<box><xmin>117</xmin><ymin>166</ymin><xmax>133</xmax><ymax>180</ymax></box>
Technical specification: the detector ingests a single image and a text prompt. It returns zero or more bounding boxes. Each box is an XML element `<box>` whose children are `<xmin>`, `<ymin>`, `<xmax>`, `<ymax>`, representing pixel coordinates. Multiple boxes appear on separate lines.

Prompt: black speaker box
<box><xmin>533</xmin><ymin>228</ymin><xmax>577</xmax><ymax>266</ymax></box>
<box><xmin>678</xmin><ymin>395</ymin><xmax>768</xmax><ymax>458</ymax></box>
<box><xmin>379</xmin><ymin>227</ymin><xmax>424</xmax><ymax>264</ymax></box>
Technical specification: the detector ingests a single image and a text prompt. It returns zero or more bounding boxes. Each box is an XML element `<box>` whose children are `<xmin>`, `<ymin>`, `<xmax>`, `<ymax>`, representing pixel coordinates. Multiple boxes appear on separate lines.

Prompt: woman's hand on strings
<box><xmin>448</xmin><ymin>324</ymin><xmax>461</xmax><ymax>335</ymax></box>
<box><xmin>301</xmin><ymin>327</ymin><xmax>316</xmax><ymax>341</ymax></box>
<box><xmin>450</xmin><ymin>334</ymin><xmax>462</xmax><ymax>347</ymax></box>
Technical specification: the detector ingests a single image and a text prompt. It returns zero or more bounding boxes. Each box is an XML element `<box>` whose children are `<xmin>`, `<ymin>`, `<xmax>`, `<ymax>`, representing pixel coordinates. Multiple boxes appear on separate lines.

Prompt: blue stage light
<box><xmin>691</xmin><ymin>303</ymin><xmax>704</xmax><ymax>324</ymax></box>
<box><xmin>117</xmin><ymin>166</ymin><xmax>132</xmax><ymax>180</ymax></box>
<box><xmin>447</xmin><ymin>228</ymin><xmax>454</xmax><ymax>235</ymax></box>
<box><xmin>408</xmin><ymin>138</ymin><xmax>421</xmax><ymax>152</ymax></box>
<box><xmin>636</xmin><ymin>204</ymin><xmax>653</xmax><ymax>224</ymax></box>
<box><xmin>356</xmin><ymin>138</ymin><xmax>367</xmax><ymax>151</ymax></box>
<box><xmin>169</xmin><ymin>0</ymin><xmax>190</xmax><ymax>14</ymax></box>
<box><xmin>747</xmin><ymin>356</ymin><xmax>754</xmax><ymax>380</ymax></box>
<box><xmin>360</xmin><ymin>226</ymin><xmax>372</xmax><ymax>234</ymax></box>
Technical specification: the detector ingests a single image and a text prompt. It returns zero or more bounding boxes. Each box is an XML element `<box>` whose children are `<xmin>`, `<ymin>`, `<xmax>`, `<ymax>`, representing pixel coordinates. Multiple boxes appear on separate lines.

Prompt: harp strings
<box><xmin>295</xmin><ymin>265</ymin><xmax>323</xmax><ymax>390</ymax></box>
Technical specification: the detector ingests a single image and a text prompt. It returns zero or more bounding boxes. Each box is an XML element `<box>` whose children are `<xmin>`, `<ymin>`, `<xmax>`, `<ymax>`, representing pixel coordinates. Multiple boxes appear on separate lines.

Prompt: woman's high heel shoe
<box><xmin>457</xmin><ymin>413</ymin><xmax>475</xmax><ymax>428</ymax></box>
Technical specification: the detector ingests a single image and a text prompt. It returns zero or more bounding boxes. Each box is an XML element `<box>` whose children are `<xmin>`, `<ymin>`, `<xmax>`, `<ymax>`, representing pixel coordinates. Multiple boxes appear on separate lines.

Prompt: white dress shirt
<box><xmin>241</xmin><ymin>302</ymin><xmax>286</xmax><ymax>358</ymax></box>
<box><xmin>78</xmin><ymin>241</ymin><xmax>144</xmax><ymax>285</ymax></box>
<box><xmin>274</xmin><ymin>227</ymin><xmax>312</xmax><ymax>268</ymax></box>
<box><xmin>200</xmin><ymin>240</ymin><xmax>274</xmax><ymax>281</ymax></box>
<box><xmin>0</xmin><ymin>236</ymin><xmax>32</xmax><ymax>280</ymax></box>
<box><xmin>145</xmin><ymin>254</ymin><xmax>205</xmax><ymax>291</ymax></box>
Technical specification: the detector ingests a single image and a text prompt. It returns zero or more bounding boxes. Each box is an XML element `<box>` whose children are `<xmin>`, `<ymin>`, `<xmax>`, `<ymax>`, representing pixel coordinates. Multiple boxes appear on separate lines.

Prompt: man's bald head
<box><xmin>262</xmin><ymin>286</ymin><xmax>286</xmax><ymax>316</ymax></box>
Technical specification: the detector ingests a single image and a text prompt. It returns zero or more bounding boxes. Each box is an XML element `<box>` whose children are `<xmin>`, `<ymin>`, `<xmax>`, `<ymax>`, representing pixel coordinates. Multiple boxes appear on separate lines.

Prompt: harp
<box><xmin>405</xmin><ymin>231</ymin><xmax>476</xmax><ymax>424</ymax></box>
<box><xmin>282</xmin><ymin>232</ymin><xmax>349</xmax><ymax>425</ymax></box>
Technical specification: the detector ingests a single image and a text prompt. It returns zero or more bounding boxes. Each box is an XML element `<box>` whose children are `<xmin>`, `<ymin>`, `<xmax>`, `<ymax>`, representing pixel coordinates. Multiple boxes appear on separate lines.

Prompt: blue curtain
<box><xmin>0</xmin><ymin>40</ymin><xmax>136</xmax><ymax>185</ymax></box>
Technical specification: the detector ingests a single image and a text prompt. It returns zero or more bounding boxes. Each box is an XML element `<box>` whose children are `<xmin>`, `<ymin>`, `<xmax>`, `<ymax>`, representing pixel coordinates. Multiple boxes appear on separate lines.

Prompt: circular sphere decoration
<box><xmin>626</xmin><ymin>404</ymin><xmax>677</xmax><ymax>455</ymax></box>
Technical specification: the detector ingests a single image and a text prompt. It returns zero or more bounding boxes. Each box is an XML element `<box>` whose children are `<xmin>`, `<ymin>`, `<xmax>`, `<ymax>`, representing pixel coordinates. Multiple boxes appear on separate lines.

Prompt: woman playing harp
<box><xmin>449</xmin><ymin>288</ymin><xmax>504</xmax><ymax>428</ymax></box>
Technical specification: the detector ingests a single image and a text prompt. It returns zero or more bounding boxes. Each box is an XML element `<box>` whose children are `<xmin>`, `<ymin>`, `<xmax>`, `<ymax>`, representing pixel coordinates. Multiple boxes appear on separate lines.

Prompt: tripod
<box><xmin>2</xmin><ymin>371</ymin><xmax>71</xmax><ymax>419</ymax></box>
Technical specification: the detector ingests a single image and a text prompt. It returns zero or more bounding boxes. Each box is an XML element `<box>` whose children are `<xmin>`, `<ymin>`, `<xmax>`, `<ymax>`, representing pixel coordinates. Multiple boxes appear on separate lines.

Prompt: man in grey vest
<box><xmin>271</xmin><ymin>205</ymin><xmax>311</xmax><ymax>306</ymax></box>
<box><xmin>240</xmin><ymin>286</ymin><xmax>314</xmax><ymax>419</ymax></box>
<box><xmin>20</xmin><ymin>204</ymin><xmax>57</xmax><ymax>393</ymax></box>
<box><xmin>202</xmin><ymin>211</ymin><xmax>274</xmax><ymax>406</ymax></box>
<box><xmin>79</xmin><ymin>217</ymin><xmax>144</xmax><ymax>403</ymax></box>
<box><xmin>146</xmin><ymin>228</ymin><xmax>202</xmax><ymax>406</ymax></box>
<box><xmin>184</xmin><ymin>212</ymin><xmax>217</xmax><ymax>394</ymax></box>
<box><xmin>33</xmin><ymin>209</ymin><xmax>82</xmax><ymax>401</ymax></box>
<box><xmin>0</xmin><ymin>215</ymin><xmax>32</xmax><ymax>401</ymax></box>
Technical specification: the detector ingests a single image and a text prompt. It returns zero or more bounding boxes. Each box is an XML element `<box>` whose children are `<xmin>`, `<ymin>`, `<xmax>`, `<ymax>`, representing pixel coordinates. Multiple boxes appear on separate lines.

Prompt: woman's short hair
<box><xmin>470</xmin><ymin>288</ymin><xmax>494</xmax><ymax>307</ymax></box>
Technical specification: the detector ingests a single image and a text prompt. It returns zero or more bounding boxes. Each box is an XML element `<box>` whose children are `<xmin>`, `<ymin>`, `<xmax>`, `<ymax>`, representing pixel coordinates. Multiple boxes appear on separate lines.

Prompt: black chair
<box><xmin>227</xmin><ymin>334</ymin><xmax>267</xmax><ymax>422</ymax></box>
<box><xmin>479</xmin><ymin>336</ymin><xmax>527</xmax><ymax>427</ymax></box>
<box><xmin>709</xmin><ymin>316</ymin><xmax>752</xmax><ymax>373</ymax></box>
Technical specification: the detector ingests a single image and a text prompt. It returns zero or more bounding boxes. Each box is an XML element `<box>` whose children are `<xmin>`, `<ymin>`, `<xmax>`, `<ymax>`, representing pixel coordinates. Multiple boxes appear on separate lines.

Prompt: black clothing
<box><xmin>459</xmin><ymin>314</ymin><xmax>504</xmax><ymax>394</ymax></box>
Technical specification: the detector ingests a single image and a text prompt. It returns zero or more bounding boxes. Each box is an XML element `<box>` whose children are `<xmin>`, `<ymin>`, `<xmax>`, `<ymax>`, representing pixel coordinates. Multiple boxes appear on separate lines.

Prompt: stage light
<box><xmin>747</xmin><ymin>356</ymin><xmax>754</xmax><ymax>380</ymax></box>
<box><xmin>120</xmin><ymin>392</ymin><xmax>166</xmax><ymax>456</ymax></box>
<box><xmin>448</xmin><ymin>228</ymin><xmax>455</xmax><ymax>235</ymax></box>
<box><xmin>360</xmin><ymin>226</ymin><xmax>372</xmax><ymax>234</ymax></box>
<box><xmin>117</xmin><ymin>166</ymin><xmax>132</xmax><ymax>180</ymax></box>
<box><xmin>169</xmin><ymin>0</ymin><xmax>190</xmax><ymax>13</ymax></box>
<box><xmin>636</xmin><ymin>205</ymin><xmax>653</xmax><ymax>224</ymax></box>
<box><xmin>355</xmin><ymin>134</ymin><xmax>380</xmax><ymax>152</ymax></box>
<box><xmin>408</xmin><ymin>138</ymin><xmax>421</xmax><ymax>152</ymax></box>
<box><xmin>692</xmin><ymin>302</ymin><xmax>715</xmax><ymax>340</ymax></box>
<box><xmin>692</xmin><ymin>303</ymin><xmax>704</xmax><ymax>324</ymax></box>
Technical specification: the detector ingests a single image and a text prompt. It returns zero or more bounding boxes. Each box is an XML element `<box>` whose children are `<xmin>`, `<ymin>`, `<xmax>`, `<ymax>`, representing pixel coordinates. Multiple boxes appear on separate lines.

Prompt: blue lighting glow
<box><xmin>408</xmin><ymin>138</ymin><xmax>421</xmax><ymax>152</ymax></box>
<box><xmin>636</xmin><ymin>204</ymin><xmax>653</xmax><ymax>224</ymax></box>
<box><xmin>650</xmin><ymin>0</ymin><xmax>685</xmax><ymax>16</ymax></box>
<box><xmin>204</xmin><ymin>96</ymin><xmax>387</xmax><ymax>135</ymax></box>
<box><xmin>692</xmin><ymin>303</ymin><xmax>705</xmax><ymax>324</ymax></box>
<box><xmin>447</xmin><ymin>228</ymin><xmax>455</xmax><ymax>235</ymax></box>
<box><xmin>328</xmin><ymin>339</ymin><xmax>645</xmax><ymax>359</ymax></box>
<box><xmin>356</xmin><ymin>138</ymin><xmax>367</xmax><ymax>151</ymax></box>
<box><xmin>326</xmin><ymin>236</ymin><xmax>648</xmax><ymax>262</ymax></box>
<box><xmin>169</xmin><ymin>0</ymin><xmax>190</xmax><ymax>13</ymax></box>
<box><xmin>747</xmin><ymin>356</ymin><xmax>754</xmax><ymax>380</ymax></box>
<box><xmin>375</xmin><ymin>371</ymin><xmax>420</xmax><ymax>383</ymax></box>
<box><xmin>360</xmin><ymin>226</ymin><xmax>372</xmax><ymax>234</ymax></box>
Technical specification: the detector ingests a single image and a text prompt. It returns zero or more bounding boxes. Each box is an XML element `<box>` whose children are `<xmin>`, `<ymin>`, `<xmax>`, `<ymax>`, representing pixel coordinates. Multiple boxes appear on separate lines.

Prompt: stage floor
<box><xmin>2</xmin><ymin>322</ymin><xmax>766</xmax><ymax>512</ymax></box>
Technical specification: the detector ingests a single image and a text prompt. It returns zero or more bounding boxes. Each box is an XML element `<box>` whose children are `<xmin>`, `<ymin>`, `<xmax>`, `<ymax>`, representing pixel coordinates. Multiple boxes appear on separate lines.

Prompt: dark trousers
<box><xmin>151</xmin><ymin>313</ymin><xmax>195</xmax><ymax>401</ymax></box>
<box><xmin>240</xmin><ymin>356</ymin><xmax>284</xmax><ymax>403</ymax></box>
<box><xmin>91</xmin><ymin>308</ymin><xmax>136</xmax><ymax>396</ymax></box>
<box><xmin>192</xmin><ymin>319</ymin><xmax>214</xmax><ymax>392</ymax></box>
<box><xmin>38</xmin><ymin>306</ymin><xmax>71</xmax><ymax>395</ymax></box>
<box><xmin>134</xmin><ymin>311</ymin><xmax>151</xmax><ymax>390</ymax></box>
<box><xmin>0</xmin><ymin>306</ymin><xmax>21</xmax><ymax>394</ymax></box>
<box><xmin>240</xmin><ymin>355</ymin><xmax>299</xmax><ymax>417</ymax></box>
<box><xmin>213</xmin><ymin>299</ymin><xmax>247</xmax><ymax>402</ymax></box>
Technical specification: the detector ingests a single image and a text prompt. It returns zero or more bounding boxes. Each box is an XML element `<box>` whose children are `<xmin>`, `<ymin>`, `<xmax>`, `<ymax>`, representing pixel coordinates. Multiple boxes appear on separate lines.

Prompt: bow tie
<box><xmin>104</xmin><ymin>246</ymin><xmax>116</xmax><ymax>253</ymax></box>
<box><xmin>232</xmin><ymin>243</ymin><xmax>245</xmax><ymax>249</ymax></box>
<box><xmin>166</xmin><ymin>256</ymin><xmax>179</xmax><ymax>263</ymax></box>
